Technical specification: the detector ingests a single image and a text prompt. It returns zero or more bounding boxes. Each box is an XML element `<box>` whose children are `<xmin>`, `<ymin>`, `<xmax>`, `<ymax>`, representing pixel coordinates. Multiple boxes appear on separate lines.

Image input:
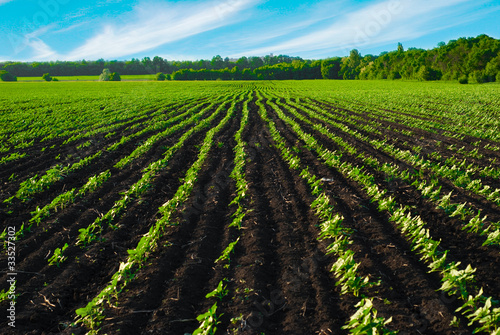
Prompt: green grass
<box><xmin>15</xmin><ymin>74</ymin><xmax>158</xmax><ymax>82</ymax></box>
<box><xmin>120</xmin><ymin>74</ymin><xmax>157</xmax><ymax>81</ymax></box>
<box><xmin>16</xmin><ymin>75</ymin><xmax>99</xmax><ymax>81</ymax></box>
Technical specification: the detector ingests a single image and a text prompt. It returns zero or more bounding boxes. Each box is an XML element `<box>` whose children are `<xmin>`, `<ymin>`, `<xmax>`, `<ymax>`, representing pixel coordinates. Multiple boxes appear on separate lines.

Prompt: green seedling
<box><xmin>48</xmin><ymin>243</ymin><xmax>69</xmax><ymax>267</ymax></box>
<box><xmin>342</xmin><ymin>298</ymin><xmax>396</xmax><ymax>334</ymax></box>
<box><xmin>215</xmin><ymin>238</ymin><xmax>239</xmax><ymax>268</ymax></box>
<box><xmin>193</xmin><ymin>303</ymin><xmax>221</xmax><ymax>335</ymax></box>
<box><xmin>205</xmin><ymin>280</ymin><xmax>228</xmax><ymax>301</ymax></box>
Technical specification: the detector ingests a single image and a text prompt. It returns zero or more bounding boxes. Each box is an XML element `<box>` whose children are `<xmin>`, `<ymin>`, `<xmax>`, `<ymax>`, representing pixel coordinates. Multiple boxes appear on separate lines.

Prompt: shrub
<box><xmin>52</xmin><ymin>77</ymin><xmax>58</xmax><ymax>81</ymax></box>
<box><xmin>42</xmin><ymin>73</ymin><xmax>52</xmax><ymax>82</ymax></box>
<box><xmin>458</xmin><ymin>75</ymin><xmax>468</xmax><ymax>84</ymax></box>
<box><xmin>156</xmin><ymin>72</ymin><xmax>166</xmax><ymax>81</ymax></box>
<box><xmin>110</xmin><ymin>72</ymin><xmax>121</xmax><ymax>81</ymax></box>
<box><xmin>0</xmin><ymin>70</ymin><xmax>17</xmax><ymax>82</ymax></box>
<box><xmin>485</xmin><ymin>56</ymin><xmax>500</xmax><ymax>82</ymax></box>
<box><xmin>99</xmin><ymin>68</ymin><xmax>111</xmax><ymax>81</ymax></box>
<box><xmin>388</xmin><ymin>71</ymin><xmax>401</xmax><ymax>80</ymax></box>
<box><xmin>417</xmin><ymin>66</ymin><xmax>442</xmax><ymax>81</ymax></box>
<box><xmin>497</xmin><ymin>72</ymin><xmax>500</xmax><ymax>83</ymax></box>
<box><xmin>469</xmin><ymin>70</ymin><xmax>486</xmax><ymax>84</ymax></box>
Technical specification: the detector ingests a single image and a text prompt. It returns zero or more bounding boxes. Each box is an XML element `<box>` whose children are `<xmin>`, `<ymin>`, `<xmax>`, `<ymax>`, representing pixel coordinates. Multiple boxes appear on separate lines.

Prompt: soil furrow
<box><xmin>281</xmin><ymin>100</ymin><xmax>500</xmax><ymax>300</ymax></box>
<box><xmin>265</xmin><ymin>98</ymin><xmax>474</xmax><ymax>334</ymax></box>
<box><xmin>0</xmin><ymin>109</ymin><xmax>221</xmax><ymax>334</ymax></box>
<box><xmin>97</xmin><ymin>106</ymin><xmax>241</xmax><ymax>335</ymax></box>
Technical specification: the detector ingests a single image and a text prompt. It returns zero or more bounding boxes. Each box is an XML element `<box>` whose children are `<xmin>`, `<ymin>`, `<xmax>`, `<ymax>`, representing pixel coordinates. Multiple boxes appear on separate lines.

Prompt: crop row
<box><xmin>1</xmin><ymin>99</ymin><xmax>226</xmax><ymax>247</ymax></box>
<box><xmin>302</xmin><ymin>97</ymin><xmax>500</xmax><ymax>184</ymax></box>
<box><xmin>276</xmin><ymin>98</ymin><xmax>500</xmax><ymax>247</ymax></box>
<box><xmin>300</xmin><ymin>81</ymin><xmax>500</xmax><ymax>142</ymax></box>
<box><xmin>256</xmin><ymin>93</ymin><xmax>396</xmax><ymax>334</ymax></box>
<box><xmin>191</xmin><ymin>93</ymin><xmax>252</xmax><ymax>334</ymax></box>
<box><xmin>74</xmin><ymin>94</ymin><xmax>241</xmax><ymax>334</ymax></box>
<box><xmin>264</xmin><ymin>94</ymin><xmax>500</xmax><ymax>334</ymax></box>
<box><xmin>4</xmin><ymin>97</ymin><xmax>209</xmax><ymax>203</ymax></box>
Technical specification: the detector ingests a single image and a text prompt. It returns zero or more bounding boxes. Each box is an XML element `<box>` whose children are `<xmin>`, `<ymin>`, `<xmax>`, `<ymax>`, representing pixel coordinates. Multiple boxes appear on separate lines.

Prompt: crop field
<box><xmin>16</xmin><ymin>75</ymin><xmax>157</xmax><ymax>82</ymax></box>
<box><xmin>1</xmin><ymin>80</ymin><xmax>500</xmax><ymax>334</ymax></box>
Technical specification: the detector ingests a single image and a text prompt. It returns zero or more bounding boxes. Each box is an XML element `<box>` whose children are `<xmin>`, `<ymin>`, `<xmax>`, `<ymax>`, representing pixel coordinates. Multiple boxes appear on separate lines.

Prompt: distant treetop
<box><xmin>1</xmin><ymin>34</ymin><xmax>499</xmax><ymax>83</ymax></box>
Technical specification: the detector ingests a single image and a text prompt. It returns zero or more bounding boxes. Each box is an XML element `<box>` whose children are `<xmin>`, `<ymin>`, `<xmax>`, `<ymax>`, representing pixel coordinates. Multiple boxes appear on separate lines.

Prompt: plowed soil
<box><xmin>1</xmin><ymin>90</ymin><xmax>499</xmax><ymax>335</ymax></box>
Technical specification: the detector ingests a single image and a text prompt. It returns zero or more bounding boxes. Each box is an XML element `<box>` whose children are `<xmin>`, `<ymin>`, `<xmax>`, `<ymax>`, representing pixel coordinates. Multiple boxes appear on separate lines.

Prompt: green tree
<box><xmin>249</xmin><ymin>56</ymin><xmax>264</xmax><ymax>69</ymax></box>
<box><xmin>236</xmin><ymin>56</ymin><xmax>248</xmax><ymax>68</ymax></box>
<box><xmin>397</xmin><ymin>42</ymin><xmax>404</xmax><ymax>53</ymax></box>
<box><xmin>469</xmin><ymin>70</ymin><xmax>486</xmax><ymax>84</ymax></box>
<box><xmin>242</xmin><ymin>68</ymin><xmax>253</xmax><ymax>80</ymax></box>
<box><xmin>211</xmin><ymin>55</ymin><xmax>224</xmax><ymax>69</ymax></box>
<box><xmin>141</xmin><ymin>57</ymin><xmax>153</xmax><ymax>70</ymax></box>
<box><xmin>417</xmin><ymin>66</ymin><xmax>441</xmax><ymax>81</ymax></box>
<box><xmin>340</xmin><ymin>49</ymin><xmax>362</xmax><ymax>79</ymax></box>
<box><xmin>0</xmin><ymin>70</ymin><xmax>17</xmax><ymax>81</ymax></box>
<box><xmin>484</xmin><ymin>55</ymin><xmax>500</xmax><ymax>82</ymax></box>
<box><xmin>231</xmin><ymin>66</ymin><xmax>242</xmax><ymax>80</ymax></box>
<box><xmin>42</xmin><ymin>73</ymin><xmax>52</xmax><ymax>81</ymax></box>
<box><xmin>458</xmin><ymin>75</ymin><xmax>468</xmax><ymax>84</ymax></box>
<box><xmin>156</xmin><ymin>72</ymin><xmax>166</xmax><ymax>81</ymax></box>
<box><xmin>388</xmin><ymin>70</ymin><xmax>401</xmax><ymax>80</ymax></box>
<box><xmin>321</xmin><ymin>58</ymin><xmax>341</xmax><ymax>79</ymax></box>
<box><xmin>110</xmin><ymin>72</ymin><xmax>121</xmax><ymax>81</ymax></box>
<box><xmin>152</xmin><ymin>56</ymin><xmax>167</xmax><ymax>73</ymax></box>
<box><xmin>99</xmin><ymin>68</ymin><xmax>112</xmax><ymax>81</ymax></box>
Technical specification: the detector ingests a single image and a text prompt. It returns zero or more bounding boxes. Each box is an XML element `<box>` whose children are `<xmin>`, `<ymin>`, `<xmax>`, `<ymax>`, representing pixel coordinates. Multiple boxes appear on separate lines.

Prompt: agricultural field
<box><xmin>16</xmin><ymin>74</ymin><xmax>157</xmax><ymax>82</ymax></box>
<box><xmin>1</xmin><ymin>80</ymin><xmax>500</xmax><ymax>334</ymax></box>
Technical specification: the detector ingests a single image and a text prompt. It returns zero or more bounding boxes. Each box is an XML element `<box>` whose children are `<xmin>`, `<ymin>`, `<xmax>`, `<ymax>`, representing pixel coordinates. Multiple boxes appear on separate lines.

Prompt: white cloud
<box><xmin>53</xmin><ymin>21</ymin><xmax>89</xmax><ymax>34</ymax></box>
<box><xmin>25</xmin><ymin>23</ymin><xmax>57</xmax><ymax>40</ymax></box>
<box><xmin>61</xmin><ymin>0</ymin><xmax>260</xmax><ymax>60</ymax></box>
<box><xmin>233</xmin><ymin>0</ymin><xmax>489</xmax><ymax>57</ymax></box>
<box><xmin>0</xmin><ymin>0</ymin><xmax>14</xmax><ymax>5</ymax></box>
<box><xmin>4</xmin><ymin>23</ymin><xmax>59</xmax><ymax>60</ymax></box>
<box><xmin>11</xmin><ymin>0</ymin><xmax>498</xmax><ymax>61</ymax></box>
<box><xmin>27</xmin><ymin>38</ymin><xmax>59</xmax><ymax>60</ymax></box>
<box><xmin>221</xmin><ymin>0</ymin><xmax>348</xmax><ymax>49</ymax></box>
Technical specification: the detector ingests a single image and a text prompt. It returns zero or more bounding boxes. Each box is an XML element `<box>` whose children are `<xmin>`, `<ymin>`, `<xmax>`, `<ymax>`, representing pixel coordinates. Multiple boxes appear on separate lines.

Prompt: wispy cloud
<box><xmin>7</xmin><ymin>0</ymin><xmax>498</xmax><ymax>62</ymax></box>
<box><xmin>25</xmin><ymin>23</ymin><xmax>57</xmax><ymax>40</ymax></box>
<box><xmin>27</xmin><ymin>38</ymin><xmax>59</xmax><ymax>60</ymax></box>
<box><xmin>222</xmin><ymin>0</ymin><xmax>349</xmax><ymax>49</ymax></box>
<box><xmin>62</xmin><ymin>0</ymin><xmax>259</xmax><ymax>60</ymax></box>
<box><xmin>234</xmin><ymin>0</ymin><xmax>490</xmax><ymax>57</ymax></box>
<box><xmin>5</xmin><ymin>22</ymin><xmax>59</xmax><ymax>60</ymax></box>
<box><xmin>53</xmin><ymin>21</ymin><xmax>89</xmax><ymax>35</ymax></box>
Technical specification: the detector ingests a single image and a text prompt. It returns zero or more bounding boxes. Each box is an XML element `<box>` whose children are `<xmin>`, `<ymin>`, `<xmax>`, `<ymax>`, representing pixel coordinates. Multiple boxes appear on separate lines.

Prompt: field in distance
<box><xmin>0</xmin><ymin>80</ymin><xmax>500</xmax><ymax>335</ymax></box>
<box><xmin>15</xmin><ymin>74</ymin><xmax>158</xmax><ymax>81</ymax></box>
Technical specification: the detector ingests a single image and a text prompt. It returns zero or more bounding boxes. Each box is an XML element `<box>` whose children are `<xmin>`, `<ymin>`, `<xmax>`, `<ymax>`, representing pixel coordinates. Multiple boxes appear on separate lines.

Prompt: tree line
<box><xmin>1</xmin><ymin>34</ymin><xmax>499</xmax><ymax>83</ymax></box>
<box><xmin>0</xmin><ymin>54</ymin><xmax>304</xmax><ymax>77</ymax></box>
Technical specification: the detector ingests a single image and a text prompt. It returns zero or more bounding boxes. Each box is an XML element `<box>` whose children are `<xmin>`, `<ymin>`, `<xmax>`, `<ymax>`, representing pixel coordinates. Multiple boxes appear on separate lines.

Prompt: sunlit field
<box><xmin>1</xmin><ymin>80</ymin><xmax>500</xmax><ymax>334</ymax></box>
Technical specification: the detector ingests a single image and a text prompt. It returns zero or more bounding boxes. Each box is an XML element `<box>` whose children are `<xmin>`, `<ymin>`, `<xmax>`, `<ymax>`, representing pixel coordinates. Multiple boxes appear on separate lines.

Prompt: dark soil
<box><xmin>0</xmin><ymin>93</ymin><xmax>497</xmax><ymax>335</ymax></box>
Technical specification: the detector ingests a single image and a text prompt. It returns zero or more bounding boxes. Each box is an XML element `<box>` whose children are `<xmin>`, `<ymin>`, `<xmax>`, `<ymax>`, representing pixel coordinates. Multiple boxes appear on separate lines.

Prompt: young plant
<box><xmin>205</xmin><ymin>279</ymin><xmax>229</xmax><ymax>301</ymax></box>
<box><xmin>215</xmin><ymin>238</ymin><xmax>240</xmax><ymax>268</ymax></box>
<box><xmin>193</xmin><ymin>303</ymin><xmax>221</xmax><ymax>335</ymax></box>
<box><xmin>48</xmin><ymin>243</ymin><xmax>69</xmax><ymax>267</ymax></box>
<box><xmin>342</xmin><ymin>298</ymin><xmax>396</xmax><ymax>334</ymax></box>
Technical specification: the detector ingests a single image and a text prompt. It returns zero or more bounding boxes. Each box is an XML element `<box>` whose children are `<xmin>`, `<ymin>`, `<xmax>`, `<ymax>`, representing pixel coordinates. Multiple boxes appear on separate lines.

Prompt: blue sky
<box><xmin>0</xmin><ymin>0</ymin><xmax>499</xmax><ymax>62</ymax></box>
